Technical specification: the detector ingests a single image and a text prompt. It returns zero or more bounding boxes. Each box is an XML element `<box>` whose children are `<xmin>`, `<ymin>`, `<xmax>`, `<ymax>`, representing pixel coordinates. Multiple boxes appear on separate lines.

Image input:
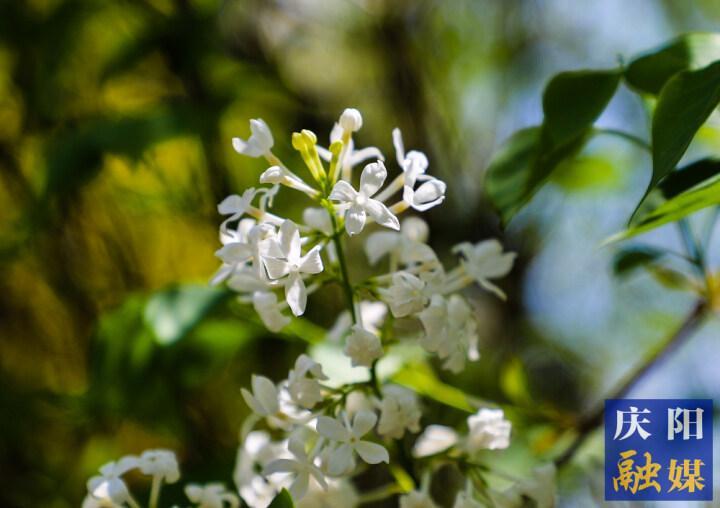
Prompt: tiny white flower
<box><xmin>264</xmin><ymin>435</ymin><xmax>327</xmax><ymax>500</ymax></box>
<box><xmin>329</xmin><ymin>161</ymin><xmax>400</xmax><ymax>235</ymax></box>
<box><xmin>242</xmin><ymin>375</ymin><xmax>280</xmax><ymax>418</ymax></box>
<box><xmin>379</xmin><ymin>271</ymin><xmax>429</xmax><ymax>318</ymax></box>
<box><xmin>185</xmin><ymin>483</ymin><xmax>239</xmax><ymax>508</ymax></box>
<box><xmin>296</xmin><ymin>477</ymin><xmax>359</xmax><ymax>508</ymax></box>
<box><xmin>139</xmin><ymin>449</ymin><xmax>180</xmax><ymax>483</ymax></box>
<box><xmin>253</xmin><ymin>291</ymin><xmax>291</xmax><ymax>332</ymax></box>
<box><xmin>377</xmin><ymin>385</ymin><xmax>422</xmax><ymax>439</ymax></box>
<box><xmin>343</xmin><ymin>325</ymin><xmax>383</xmax><ymax>368</ymax></box>
<box><xmin>339</xmin><ymin>108</ymin><xmax>363</xmax><ymax>132</ymax></box>
<box><xmin>262</xmin><ymin>220</ymin><xmax>324</xmax><ymax>316</ymax></box>
<box><xmin>419</xmin><ymin>294</ymin><xmax>479</xmax><ymax>373</ymax></box>
<box><xmin>260</xmin><ymin>165</ymin><xmax>319</xmax><ymax>198</ymax></box>
<box><xmin>465</xmin><ymin>408</ymin><xmax>511</xmax><ymax>452</ymax></box>
<box><xmin>211</xmin><ymin>218</ymin><xmax>257</xmax><ymax>285</ymax></box>
<box><xmin>234</xmin><ymin>431</ymin><xmax>291</xmax><ymax>508</ymax></box>
<box><xmin>287</xmin><ymin>354</ymin><xmax>328</xmax><ymax>409</ymax></box>
<box><xmin>233</xmin><ymin>118</ymin><xmax>273</xmax><ymax>158</ymax></box>
<box><xmin>402</xmin><ymin>174</ymin><xmax>447</xmax><ymax>211</ymax></box>
<box><xmin>218</xmin><ymin>188</ymin><xmax>257</xmax><ymax>231</ymax></box>
<box><xmin>327</xmin><ymin>301</ymin><xmax>387</xmax><ymax>343</ymax></box>
<box><xmin>453</xmin><ymin>240</ymin><xmax>516</xmax><ymax>300</ymax></box>
<box><xmin>316</xmin><ymin>411</ymin><xmax>389</xmax><ymax>475</ymax></box>
<box><xmin>365</xmin><ymin>217</ymin><xmax>437</xmax><ymax>266</ymax></box>
<box><xmin>86</xmin><ymin>456</ymin><xmax>140</xmax><ymax>506</ymax></box>
<box><xmin>392</xmin><ymin>128</ymin><xmax>429</xmax><ymax>178</ymax></box>
<box><xmin>399</xmin><ymin>490</ymin><xmax>439</xmax><ymax>508</ymax></box>
<box><xmin>412</xmin><ymin>425</ymin><xmax>459</xmax><ymax>458</ymax></box>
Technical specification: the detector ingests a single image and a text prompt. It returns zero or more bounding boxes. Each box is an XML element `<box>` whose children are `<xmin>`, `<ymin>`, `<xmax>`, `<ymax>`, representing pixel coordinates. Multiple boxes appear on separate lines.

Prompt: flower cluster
<box><xmin>85</xmin><ymin>109</ymin><xmax>553</xmax><ymax>508</ymax></box>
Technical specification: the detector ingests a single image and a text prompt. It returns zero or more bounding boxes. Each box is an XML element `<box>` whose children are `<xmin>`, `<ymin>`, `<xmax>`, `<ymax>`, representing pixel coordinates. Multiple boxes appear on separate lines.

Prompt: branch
<box><xmin>554</xmin><ymin>300</ymin><xmax>707</xmax><ymax>467</ymax></box>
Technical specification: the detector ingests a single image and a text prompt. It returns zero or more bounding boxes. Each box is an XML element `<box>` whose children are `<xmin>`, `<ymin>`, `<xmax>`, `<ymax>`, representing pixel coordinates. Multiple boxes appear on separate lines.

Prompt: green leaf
<box><xmin>542</xmin><ymin>69</ymin><xmax>621</xmax><ymax>147</ymax></box>
<box><xmin>606</xmin><ymin>172</ymin><xmax>720</xmax><ymax>242</ymax></box>
<box><xmin>486</xmin><ymin>69</ymin><xmax>619</xmax><ymax>224</ymax></box>
<box><xmin>268</xmin><ymin>489</ymin><xmax>294</xmax><ymax>508</ymax></box>
<box><xmin>550</xmin><ymin>155</ymin><xmax>619</xmax><ymax>191</ymax></box>
<box><xmin>144</xmin><ymin>285</ymin><xmax>227</xmax><ymax>345</ymax></box>
<box><xmin>612</xmin><ymin>246</ymin><xmax>665</xmax><ymax>276</ymax></box>
<box><xmin>651</xmin><ymin>61</ymin><xmax>720</xmax><ymax>191</ymax></box>
<box><xmin>625</xmin><ymin>33</ymin><xmax>720</xmax><ymax>94</ymax></box>
<box><xmin>658</xmin><ymin>158</ymin><xmax>720</xmax><ymax>198</ymax></box>
<box><xmin>392</xmin><ymin>363</ymin><xmax>475</xmax><ymax>412</ymax></box>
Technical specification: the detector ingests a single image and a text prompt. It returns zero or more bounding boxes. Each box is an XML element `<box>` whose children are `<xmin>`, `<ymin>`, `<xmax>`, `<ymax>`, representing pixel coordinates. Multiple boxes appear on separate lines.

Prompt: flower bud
<box><xmin>339</xmin><ymin>108</ymin><xmax>363</xmax><ymax>132</ymax></box>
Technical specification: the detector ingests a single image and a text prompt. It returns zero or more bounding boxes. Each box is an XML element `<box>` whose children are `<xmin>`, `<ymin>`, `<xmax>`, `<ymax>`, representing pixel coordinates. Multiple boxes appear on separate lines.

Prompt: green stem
<box><xmin>329</xmin><ymin>210</ymin><xmax>357</xmax><ymax>324</ymax></box>
<box><xmin>149</xmin><ymin>475</ymin><xmax>162</xmax><ymax>508</ymax></box>
<box><xmin>594</xmin><ymin>128</ymin><xmax>651</xmax><ymax>152</ymax></box>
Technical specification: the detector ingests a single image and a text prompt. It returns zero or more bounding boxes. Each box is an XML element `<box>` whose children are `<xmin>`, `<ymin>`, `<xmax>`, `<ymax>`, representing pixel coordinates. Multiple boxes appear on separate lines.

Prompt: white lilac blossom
<box><xmin>286</xmin><ymin>354</ymin><xmax>328</xmax><ymax>409</ymax></box>
<box><xmin>253</xmin><ymin>291</ymin><xmax>291</xmax><ymax>332</ymax></box>
<box><xmin>233</xmin><ymin>119</ymin><xmax>273</xmax><ymax>158</ymax></box>
<box><xmin>412</xmin><ymin>425</ymin><xmax>459</xmax><ymax>458</ymax></box>
<box><xmin>316</xmin><ymin>411</ymin><xmax>389</xmax><ymax>475</ymax></box>
<box><xmin>139</xmin><ymin>449</ymin><xmax>180</xmax><ymax>484</ymax></box>
<box><xmin>242</xmin><ymin>375</ymin><xmax>280</xmax><ymax>419</ymax></box>
<box><xmin>419</xmin><ymin>294</ymin><xmax>480</xmax><ymax>373</ymax></box>
<box><xmin>296</xmin><ymin>478</ymin><xmax>359</xmax><ymax>508</ymax></box>
<box><xmin>262</xmin><ymin>220</ymin><xmax>323</xmax><ymax>316</ymax></box>
<box><xmin>317</xmin><ymin>109</ymin><xmax>383</xmax><ymax>180</ymax></box>
<box><xmin>343</xmin><ymin>325</ymin><xmax>383</xmax><ymax>368</ymax></box>
<box><xmin>329</xmin><ymin>161</ymin><xmax>400</xmax><ymax>235</ymax></box>
<box><xmin>379</xmin><ymin>271</ymin><xmax>429</xmax><ymax>318</ymax></box>
<box><xmin>327</xmin><ymin>301</ymin><xmax>387</xmax><ymax>343</ymax></box>
<box><xmin>465</xmin><ymin>408</ymin><xmax>511</xmax><ymax>452</ymax></box>
<box><xmin>86</xmin><ymin>456</ymin><xmax>140</xmax><ymax>506</ymax></box>
<box><xmin>377</xmin><ymin>385</ymin><xmax>422</xmax><ymax>439</ymax></box>
<box><xmin>234</xmin><ymin>432</ymin><xmax>290</xmax><ymax>508</ymax></box>
<box><xmin>185</xmin><ymin>483</ymin><xmax>239</xmax><ymax>508</ymax></box>
<box><xmin>263</xmin><ymin>435</ymin><xmax>327</xmax><ymax>500</ymax></box>
<box><xmin>365</xmin><ymin>216</ymin><xmax>437</xmax><ymax>266</ymax></box>
<box><xmin>453</xmin><ymin>240</ymin><xmax>516</xmax><ymax>300</ymax></box>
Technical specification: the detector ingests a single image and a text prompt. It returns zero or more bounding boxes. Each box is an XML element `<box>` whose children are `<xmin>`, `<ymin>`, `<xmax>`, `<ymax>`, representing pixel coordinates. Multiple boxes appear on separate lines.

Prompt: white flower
<box><xmin>419</xmin><ymin>294</ymin><xmax>479</xmax><ymax>373</ymax></box>
<box><xmin>377</xmin><ymin>385</ymin><xmax>421</xmax><ymax>439</ymax></box>
<box><xmin>453</xmin><ymin>240</ymin><xmax>516</xmax><ymax>300</ymax></box>
<box><xmin>465</xmin><ymin>408</ymin><xmax>511</xmax><ymax>452</ymax></box>
<box><xmin>339</xmin><ymin>108</ymin><xmax>363</xmax><ymax>132</ymax></box>
<box><xmin>327</xmin><ymin>301</ymin><xmax>387</xmax><ymax>343</ymax></box>
<box><xmin>139</xmin><ymin>449</ymin><xmax>180</xmax><ymax>483</ymax></box>
<box><xmin>262</xmin><ymin>220</ymin><xmax>324</xmax><ymax>316</ymax></box>
<box><xmin>365</xmin><ymin>217</ymin><xmax>436</xmax><ymax>266</ymax></box>
<box><xmin>287</xmin><ymin>354</ymin><xmax>328</xmax><ymax>409</ymax></box>
<box><xmin>402</xmin><ymin>173</ymin><xmax>447</xmax><ymax>211</ymax></box>
<box><xmin>211</xmin><ymin>218</ymin><xmax>257</xmax><ymax>285</ymax></box>
<box><xmin>260</xmin><ymin>165</ymin><xmax>319</xmax><ymax>198</ymax></box>
<box><xmin>296</xmin><ymin>478</ymin><xmax>359</xmax><ymax>508</ymax></box>
<box><xmin>218</xmin><ymin>188</ymin><xmax>257</xmax><ymax>231</ymax></box>
<box><xmin>242</xmin><ymin>375</ymin><xmax>280</xmax><ymax>418</ymax></box>
<box><xmin>233</xmin><ymin>119</ymin><xmax>273</xmax><ymax>158</ymax></box>
<box><xmin>86</xmin><ymin>456</ymin><xmax>140</xmax><ymax>506</ymax></box>
<box><xmin>399</xmin><ymin>490</ymin><xmax>439</xmax><ymax>508</ymax></box>
<box><xmin>253</xmin><ymin>291</ymin><xmax>291</xmax><ymax>332</ymax></box>
<box><xmin>264</xmin><ymin>435</ymin><xmax>327</xmax><ymax>500</ymax></box>
<box><xmin>343</xmin><ymin>325</ymin><xmax>383</xmax><ymax>368</ymax></box>
<box><xmin>329</xmin><ymin>161</ymin><xmax>400</xmax><ymax>235</ymax></box>
<box><xmin>392</xmin><ymin>127</ymin><xmax>429</xmax><ymax>178</ymax></box>
<box><xmin>185</xmin><ymin>483</ymin><xmax>239</xmax><ymax>508</ymax></box>
<box><xmin>234</xmin><ymin>431</ymin><xmax>291</xmax><ymax>508</ymax></box>
<box><xmin>412</xmin><ymin>425</ymin><xmax>459</xmax><ymax>458</ymax></box>
<box><xmin>316</xmin><ymin>411</ymin><xmax>389</xmax><ymax>475</ymax></box>
<box><xmin>379</xmin><ymin>271</ymin><xmax>429</xmax><ymax>318</ymax></box>
<box><xmin>492</xmin><ymin>464</ymin><xmax>556</xmax><ymax>508</ymax></box>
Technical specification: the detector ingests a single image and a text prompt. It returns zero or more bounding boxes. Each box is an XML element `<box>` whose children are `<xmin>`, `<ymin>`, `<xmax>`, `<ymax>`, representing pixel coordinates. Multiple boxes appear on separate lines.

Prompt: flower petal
<box><xmin>352</xmin><ymin>410</ymin><xmax>378</xmax><ymax>437</ymax></box>
<box><xmin>316</xmin><ymin>416</ymin><xmax>350</xmax><ymax>442</ymax></box>
<box><xmin>263</xmin><ymin>459</ymin><xmax>298</xmax><ymax>476</ymax></box>
<box><xmin>263</xmin><ymin>256</ymin><xmax>290</xmax><ymax>280</ymax></box>
<box><xmin>289</xmin><ymin>471</ymin><xmax>310</xmax><ymax>500</ymax></box>
<box><xmin>345</xmin><ymin>205</ymin><xmax>367</xmax><ymax>236</ymax></box>
<box><xmin>285</xmin><ymin>273</ymin><xmax>307</xmax><ymax>316</ymax></box>
<box><xmin>299</xmin><ymin>245</ymin><xmax>324</xmax><ymax>274</ymax></box>
<box><xmin>252</xmin><ymin>375</ymin><xmax>279</xmax><ymax>413</ymax></box>
<box><xmin>365</xmin><ymin>199</ymin><xmax>400</xmax><ymax>231</ymax></box>
<box><xmin>360</xmin><ymin>161</ymin><xmax>387</xmax><ymax>197</ymax></box>
<box><xmin>392</xmin><ymin>128</ymin><xmax>405</xmax><ymax>167</ymax></box>
<box><xmin>348</xmin><ymin>146</ymin><xmax>384</xmax><ymax>167</ymax></box>
<box><xmin>328</xmin><ymin>443</ymin><xmax>355</xmax><ymax>476</ymax></box>
<box><xmin>279</xmin><ymin>220</ymin><xmax>301</xmax><ymax>262</ymax></box>
<box><xmin>354</xmin><ymin>441</ymin><xmax>389</xmax><ymax>464</ymax></box>
<box><xmin>329</xmin><ymin>181</ymin><xmax>357</xmax><ymax>203</ymax></box>
<box><xmin>364</xmin><ymin>231</ymin><xmax>399</xmax><ymax>265</ymax></box>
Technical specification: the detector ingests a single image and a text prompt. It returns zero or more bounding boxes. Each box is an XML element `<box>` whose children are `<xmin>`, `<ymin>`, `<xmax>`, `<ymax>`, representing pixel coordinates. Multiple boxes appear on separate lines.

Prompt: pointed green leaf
<box><xmin>612</xmin><ymin>246</ymin><xmax>666</xmax><ymax>276</ymax></box>
<box><xmin>606</xmin><ymin>172</ymin><xmax>720</xmax><ymax>242</ymax></box>
<box><xmin>651</xmin><ymin>61</ymin><xmax>720</xmax><ymax>191</ymax></box>
<box><xmin>625</xmin><ymin>33</ymin><xmax>720</xmax><ymax>94</ymax></box>
<box><xmin>542</xmin><ymin>69</ymin><xmax>621</xmax><ymax>147</ymax></box>
<box><xmin>658</xmin><ymin>158</ymin><xmax>720</xmax><ymax>198</ymax></box>
<box><xmin>268</xmin><ymin>489</ymin><xmax>294</xmax><ymax>508</ymax></box>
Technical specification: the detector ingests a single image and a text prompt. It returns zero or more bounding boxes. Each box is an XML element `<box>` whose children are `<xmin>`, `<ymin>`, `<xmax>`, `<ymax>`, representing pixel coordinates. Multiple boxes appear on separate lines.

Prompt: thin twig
<box><xmin>555</xmin><ymin>300</ymin><xmax>707</xmax><ymax>467</ymax></box>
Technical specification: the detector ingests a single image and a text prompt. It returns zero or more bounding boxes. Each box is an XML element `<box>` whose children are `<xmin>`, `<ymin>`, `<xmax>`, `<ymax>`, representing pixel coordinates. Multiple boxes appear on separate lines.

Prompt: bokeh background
<box><xmin>1</xmin><ymin>0</ymin><xmax>719</xmax><ymax>506</ymax></box>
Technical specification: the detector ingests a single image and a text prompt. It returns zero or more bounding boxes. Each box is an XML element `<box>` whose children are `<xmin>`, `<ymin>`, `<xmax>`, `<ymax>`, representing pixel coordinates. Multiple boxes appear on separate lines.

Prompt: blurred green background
<box><xmin>1</xmin><ymin>0</ymin><xmax>720</xmax><ymax>506</ymax></box>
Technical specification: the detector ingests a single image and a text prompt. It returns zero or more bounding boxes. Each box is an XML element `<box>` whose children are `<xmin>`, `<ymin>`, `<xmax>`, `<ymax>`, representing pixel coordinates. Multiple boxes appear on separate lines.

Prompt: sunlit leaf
<box><xmin>650</xmin><ymin>61</ymin><xmax>720</xmax><ymax>191</ymax></box>
<box><xmin>551</xmin><ymin>155</ymin><xmax>619</xmax><ymax>191</ymax></box>
<box><xmin>625</xmin><ymin>33</ymin><xmax>720</xmax><ymax>94</ymax></box>
<box><xmin>606</xmin><ymin>173</ymin><xmax>720</xmax><ymax>242</ymax></box>
<box><xmin>392</xmin><ymin>363</ymin><xmax>474</xmax><ymax>412</ymax></box>
<box><xmin>268</xmin><ymin>489</ymin><xmax>294</xmax><ymax>508</ymax></box>
<box><xmin>144</xmin><ymin>284</ymin><xmax>227</xmax><ymax>345</ymax></box>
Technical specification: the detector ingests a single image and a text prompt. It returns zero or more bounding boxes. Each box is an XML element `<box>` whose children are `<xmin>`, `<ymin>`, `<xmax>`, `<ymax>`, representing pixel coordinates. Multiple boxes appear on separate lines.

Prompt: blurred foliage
<box><xmin>1</xmin><ymin>0</ymin><xmax>719</xmax><ymax>507</ymax></box>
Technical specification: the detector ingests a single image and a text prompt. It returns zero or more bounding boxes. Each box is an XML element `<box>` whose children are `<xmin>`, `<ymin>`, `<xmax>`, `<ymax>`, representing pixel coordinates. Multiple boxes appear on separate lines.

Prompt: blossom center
<box><xmin>354</xmin><ymin>193</ymin><xmax>368</xmax><ymax>207</ymax></box>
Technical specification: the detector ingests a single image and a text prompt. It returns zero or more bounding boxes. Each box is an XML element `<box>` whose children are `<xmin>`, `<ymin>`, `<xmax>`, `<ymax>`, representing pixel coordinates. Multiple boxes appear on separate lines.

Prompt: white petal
<box><xmin>329</xmin><ymin>181</ymin><xmax>358</xmax><ymax>203</ymax></box>
<box><xmin>392</xmin><ymin>127</ymin><xmax>405</xmax><ymax>167</ymax></box>
<box><xmin>299</xmin><ymin>246</ymin><xmax>324</xmax><ymax>274</ymax></box>
<box><xmin>345</xmin><ymin>205</ymin><xmax>367</xmax><ymax>236</ymax></box>
<box><xmin>289</xmin><ymin>471</ymin><xmax>310</xmax><ymax>500</ymax></box>
<box><xmin>285</xmin><ymin>273</ymin><xmax>307</xmax><ymax>316</ymax></box>
<box><xmin>215</xmin><ymin>243</ymin><xmax>252</xmax><ymax>264</ymax></box>
<box><xmin>352</xmin><ymin>411</ymin><xmax>377</xmax><ymax>437</ymax></box>
<box><xmin>354</xmin><ymin>441</ymin><xmax>389</xmax><ymax>464</ymax></box>
<box><xmin>409</xmin><ymin>179</ymin><xmax>446</xmax><ymax>211</ymax></box>
<box><xmin>259</xmin><ymin>166</ymin><xmax>285</xmax><ymax>184</ymax></box>
<box><xmin>241</xmin><ymin>388</ymin><xmax>267</xmax><ymax>416</ymax></box>
<box><xmin>347</xmin><ymin>146</ymin><xmax>385</xmax><ymax>167</ymax></box>
<box><xmin>364</xmin><ymin>231</ymin><xmax>399</xmax><ymax>265</ymax></box>
<box><xmin>360</xmin><ymin>161</ymin><xmax>387</xmax><ymax>197</ymax></box>
<box><xmin>412</xmin><ymin>425</ymin><xmax>459</xmax><ymax>457</ymax></box>
<box><xmin>365</xmin><ymin>199</ymin><xmax>400</xmax><ymax>230</ymax></box>
<box><xmin>218</xmin><ymin>194</ymin><xmax>244</xmax><ymax>215</ymax></box>
<box><xmin>328</xmin><ymin>443</ymin><xmax>355</xmax><ymax>476</ymax></box>
<box><xmin>252</xmin><ymin>375</ymin><xmax>279</xmax><ymax>413</ymax></box>
<box><xmin>263</xmin><ymin>256</ymin><xmax>290</xmax><ymax>280</ymax></box>
<box><xmin>316</xmin><ymin>416</ymin><xmax>350</xmax><ymax>442</ymax></box>
<box><xmin>263</xmin><ymin>459</ymin><xmax>298</xmax><ymax>476</ymax></box>
<box><xmin>278</xmin><ymin>220</ymin><xmax>301</xmax><ymax>261</ymax></box>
